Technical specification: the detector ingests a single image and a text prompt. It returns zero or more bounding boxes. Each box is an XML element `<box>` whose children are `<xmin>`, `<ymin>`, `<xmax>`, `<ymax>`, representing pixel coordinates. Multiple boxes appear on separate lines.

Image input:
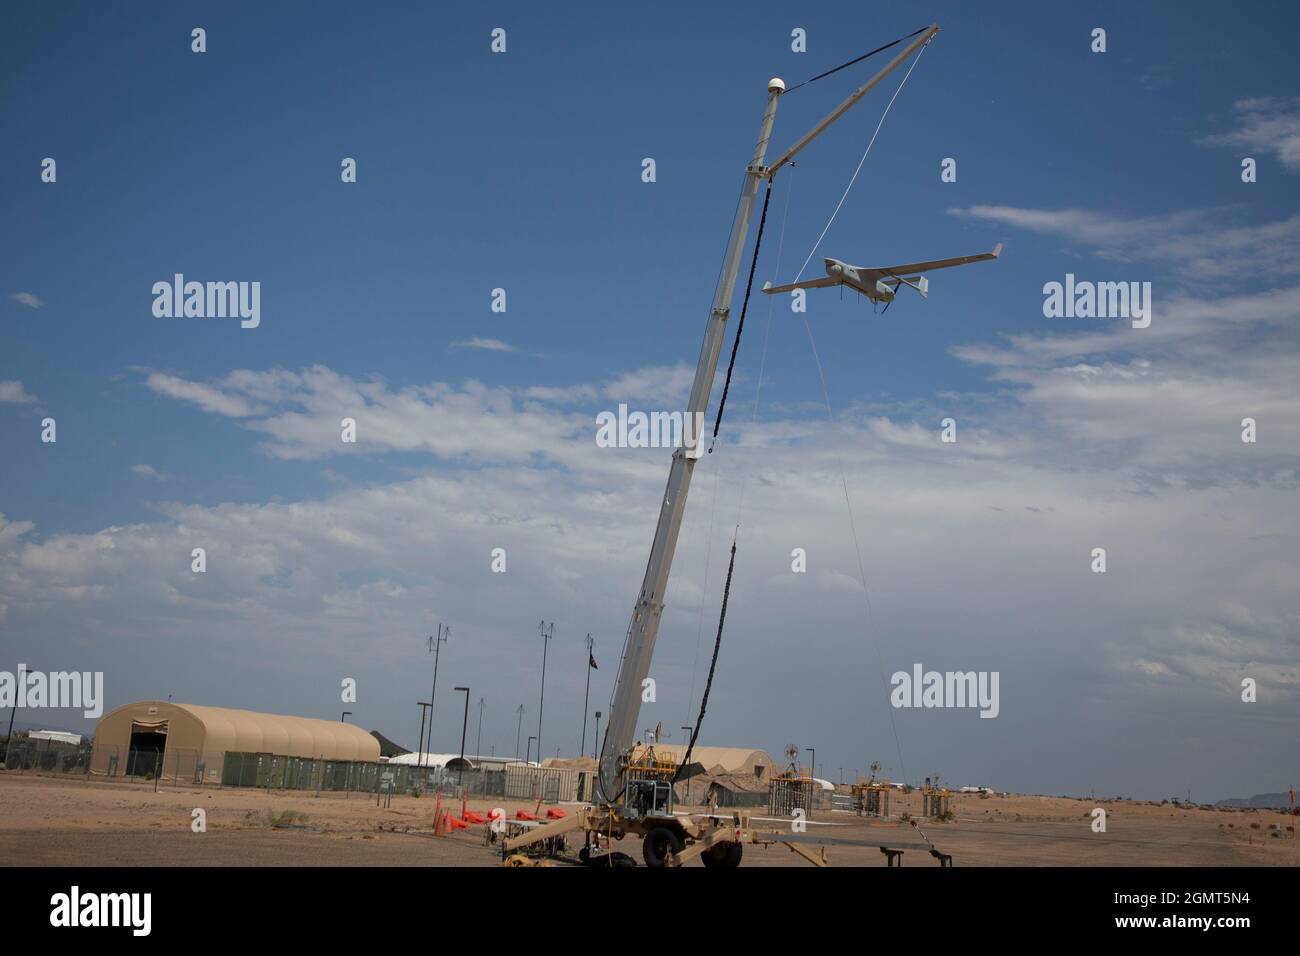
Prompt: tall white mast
<box><xmin>597</xmin><ymin>77</ymin><xmax>784</xmax><ymax>801</ymax></box>
<box><xmin>597</xmin><ymin>25</ymin><xmax>939</xmax><ymax>802</ymax></box>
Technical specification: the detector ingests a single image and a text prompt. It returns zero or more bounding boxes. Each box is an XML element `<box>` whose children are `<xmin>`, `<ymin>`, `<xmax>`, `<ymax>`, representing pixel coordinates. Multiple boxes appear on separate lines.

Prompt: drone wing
<box><xmin>861</xmin><ymin>243</ymin><xmax>1002</xmax><ymax>280</ymax></box>
<box><xmin>761</xmin><ymin>275</ymin><xmax>843</xmax><ymax>295</ymax></box>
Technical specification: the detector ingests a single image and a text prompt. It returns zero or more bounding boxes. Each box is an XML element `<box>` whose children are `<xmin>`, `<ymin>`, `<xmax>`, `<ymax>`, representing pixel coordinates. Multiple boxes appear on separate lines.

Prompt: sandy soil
<box><xmin>1</xmin><ymin>771</ymin><xmax>1294</xmax><ymax>867</ymax></box>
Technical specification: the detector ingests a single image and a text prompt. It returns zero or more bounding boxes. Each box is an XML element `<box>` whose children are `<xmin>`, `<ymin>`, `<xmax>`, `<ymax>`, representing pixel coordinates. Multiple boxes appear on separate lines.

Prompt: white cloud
<box><xmin>451</xmin><ymin>337</ymin><xmax>519</xmax><ymax>352</ymax></box>
<box><xmin>949</xmin><ymin>298</ymin><xmax>1300</xmax><ymax>481</ymax></box>
<box><xmin>130</xmin><ymin>464</ymin><xmax>169</xmax><ymax>481</ymax></box>
<box><xmin>948</xmin><ymin>205</ymin><xmax>1300</xmax><ymax>280</ymax></box>
<box><xmin>521</xmin><ymin>383</ymin><xmax>600</xmax><ymax>403</ymax></box>
<box><xmin>11</xmin><ymin>192</ymin><xmax>1298</xmax><ymax>798</ymax></box>
<box><xmin>10</xmin><ymin>292</ymin><xmax>43</xmax><ymax>309</ymax></box>
<box><xmin>1200</xmin><ymin>96</ymin><xmax>1300</xmax><ymax>171</ymax></box>
<box><xmin>0</xmin><ymin>380</ymin><xmax>38</xmax><ymax>405</ymax></box>
<box><xmin>603</xmin><ymin>363</ymin><xmax>696</xmax><ymax>406</ymax></box>
<box><xmin>136</xmin><ymin>363</ymin><xmax>721</xmax><ymax>465</ymax></box>
<box><xmin>143</xmin><ymin>371</ymin><xmax>260</xmax><ymax>418</ymax></box>
<box><xmin>948</xmin><ymin>205</ymin><xmax>1202</xmax><ymax>249</ymax></box>
<box><xmin>2</xmin><ymin>388</ymin><xmax>1295</xmax><ymax>798</ymax></box>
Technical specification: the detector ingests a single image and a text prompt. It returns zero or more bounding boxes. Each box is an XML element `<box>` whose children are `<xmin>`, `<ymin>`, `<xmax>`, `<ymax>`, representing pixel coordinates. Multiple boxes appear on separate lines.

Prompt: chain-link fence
<box><xmin>0</xmin><ymin>735</ymin><xmax>439</xmax><ymax>796</ymax></box>
<box><xmin>221</xmin><ymin>753</ymin><xmax>415</xmax><ymax>793</ymax></box>
<box><xmin>3</xmin><ymin>736</ymin><xmax>579</xmax><ymax>807</ymax></box>
<box><xmin>1</xmin><ymin>736</ymin><xmax>94</xmax><ymax>774</ymax></box>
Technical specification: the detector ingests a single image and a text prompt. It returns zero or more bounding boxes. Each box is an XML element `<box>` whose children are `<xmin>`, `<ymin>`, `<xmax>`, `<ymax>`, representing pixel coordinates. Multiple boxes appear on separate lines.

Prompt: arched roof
<box><xmin>388</xmin><ymin>752</ymin><xmax>473</xmax><ymax>768</ymax></box>
<box><xmin>96</xmin><ymin>701</ymin><xmax>380</xmax><ymax>762</ymax></box>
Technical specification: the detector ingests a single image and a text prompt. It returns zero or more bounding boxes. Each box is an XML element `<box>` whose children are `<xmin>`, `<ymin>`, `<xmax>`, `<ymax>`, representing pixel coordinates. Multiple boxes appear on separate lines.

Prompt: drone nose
<box><xmin>828</xmin><ymin>262</ymin><xmax>842</xmax><ymax>275</ymax></box>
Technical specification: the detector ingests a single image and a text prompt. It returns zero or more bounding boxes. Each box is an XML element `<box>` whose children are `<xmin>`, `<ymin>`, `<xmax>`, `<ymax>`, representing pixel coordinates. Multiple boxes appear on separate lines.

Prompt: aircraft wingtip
<box><xmin>992</xmin><ymin>242</ymin><xmax>1003</xmax><ymax>258</ymax></box>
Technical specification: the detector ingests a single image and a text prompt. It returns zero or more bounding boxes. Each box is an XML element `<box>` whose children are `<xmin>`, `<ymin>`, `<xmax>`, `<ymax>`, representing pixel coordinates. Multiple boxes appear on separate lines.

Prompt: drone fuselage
<box><xmin>825</xmin><ymin>258</ymin><xmax>896</xmax><ymax>301</ymax></box>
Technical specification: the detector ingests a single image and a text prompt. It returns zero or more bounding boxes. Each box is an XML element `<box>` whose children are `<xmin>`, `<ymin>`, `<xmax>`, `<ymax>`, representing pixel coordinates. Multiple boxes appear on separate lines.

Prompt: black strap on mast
<box><xmin>709</xmin><ymin>178</ymin><xmax>772</xmax><ymax>452</ymax></box>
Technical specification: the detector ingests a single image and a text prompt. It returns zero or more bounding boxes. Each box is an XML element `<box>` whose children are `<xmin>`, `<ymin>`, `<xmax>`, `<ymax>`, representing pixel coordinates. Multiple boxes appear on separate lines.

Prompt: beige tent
<box><xmin>628</xmin><ymin>744</ymin><xmax>773</xmax><ymax>783</ymax></box>
<box><xmin>90</xmin><ymin>700</ymin><xmax>379</xmax><ymax>782</ymax></box>
<box><xmin>675</xmin><ymin>770</ymin><xmax>770</xmax><ymax>808</ymax></box>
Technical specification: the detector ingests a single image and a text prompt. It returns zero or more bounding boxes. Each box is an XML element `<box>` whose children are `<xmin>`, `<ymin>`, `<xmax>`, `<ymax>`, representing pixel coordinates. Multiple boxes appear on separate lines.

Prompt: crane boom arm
<box><xmin>596</xmin><ymin>84</ymin><xmax>783</xmax><ymax>801</ymax></box>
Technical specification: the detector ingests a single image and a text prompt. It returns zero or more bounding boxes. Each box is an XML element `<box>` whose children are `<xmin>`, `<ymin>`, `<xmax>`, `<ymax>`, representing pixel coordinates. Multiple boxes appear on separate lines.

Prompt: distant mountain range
<box><xmin>1216</xmin><ymin>792</ymin><xmax>1295</xmax><ymax>810</ymax></box>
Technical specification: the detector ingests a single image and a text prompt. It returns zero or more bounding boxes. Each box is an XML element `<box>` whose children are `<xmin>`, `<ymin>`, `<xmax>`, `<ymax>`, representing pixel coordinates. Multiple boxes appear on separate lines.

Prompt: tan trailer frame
<box><xmin>500</xmin><ymin>805</ymin><xmax>837</xmax><ymax>867</ymax></box>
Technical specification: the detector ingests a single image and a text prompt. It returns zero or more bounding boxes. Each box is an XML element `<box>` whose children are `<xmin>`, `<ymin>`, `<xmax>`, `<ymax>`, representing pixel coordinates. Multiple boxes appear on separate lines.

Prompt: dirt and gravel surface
<box><xmin>2</xmin><ymin>772</ymin><xmax>1295</xmax><ymax>866</ymax></box>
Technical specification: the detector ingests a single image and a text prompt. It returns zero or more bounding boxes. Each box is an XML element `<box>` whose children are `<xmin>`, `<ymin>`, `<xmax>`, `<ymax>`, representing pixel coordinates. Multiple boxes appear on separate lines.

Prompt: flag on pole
<box><xmin>589</xmin><ymin>651</ymin><xmax>598</xmax><ymax>669</ymax></box>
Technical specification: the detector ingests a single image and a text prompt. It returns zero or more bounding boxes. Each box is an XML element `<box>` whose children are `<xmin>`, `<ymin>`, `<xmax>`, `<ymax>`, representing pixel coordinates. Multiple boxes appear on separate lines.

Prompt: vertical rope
<box><xmin>801</xmin><ymin>318</ymin><xmax>907</xmax><ymax>787</ymax></box>
<box><xmin>673</xmin><ymin>540</ymin><xmax>738</xmax><ymax>784</ymax></box>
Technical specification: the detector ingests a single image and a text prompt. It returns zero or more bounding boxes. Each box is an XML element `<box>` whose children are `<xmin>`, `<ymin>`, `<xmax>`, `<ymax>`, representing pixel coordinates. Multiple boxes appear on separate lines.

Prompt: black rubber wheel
<box><xmin>701</xmin><ymin>841</ymin><xmax>744</xmax><ymax>868</ymax></box>
<box><xmin>583</xmin><ymin>850</ymin><xmax>637</xmax><ymax>868</ymax></box>
<box><xmin>642</xmin><ymin>826</ymin><xmax>684</xmax><ymax>867</ymax></box>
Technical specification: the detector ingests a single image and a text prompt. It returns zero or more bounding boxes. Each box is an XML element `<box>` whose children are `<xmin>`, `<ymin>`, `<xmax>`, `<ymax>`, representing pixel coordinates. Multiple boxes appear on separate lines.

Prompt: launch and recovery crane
<box><xmin>502</xmin><ymin>23</ymin><xmax>985</xmax><ymax>867</ymax></box>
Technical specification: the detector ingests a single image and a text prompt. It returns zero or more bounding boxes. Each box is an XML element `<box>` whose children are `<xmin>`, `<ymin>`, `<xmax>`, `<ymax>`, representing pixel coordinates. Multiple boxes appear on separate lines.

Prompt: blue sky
<box><xmin>3</xmin><ymin>1</ymin><xmax>1299</xmax><ymax>800</ymax></box>
<box><xmin>5</xmin><ymin>0</ymin><xmax>1294</xmax><ymax>532</ymax></box>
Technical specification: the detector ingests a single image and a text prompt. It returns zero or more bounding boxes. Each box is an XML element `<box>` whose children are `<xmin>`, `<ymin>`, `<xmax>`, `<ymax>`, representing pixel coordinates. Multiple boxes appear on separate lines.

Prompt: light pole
<box><xmin>592</xmin><ymin>713</ymin><xmax>601</xmax><ymax>760</ymax></box>
<box><xmin>580</xmin><ymin>633</ymin><xmax>594</xmax><ymax>759</ymax></box>
<box><xmin>425</xmin><ymin>625</ymin><xmax>448</xmax><ymax>766</ymax></box>
<box><xmin>3</xmin><ymin>664</ymin><xmax>24</xmax><ymax>767</ymax></box>
<box><xmin>415</xmin><ymin>701</ymin><xmax>431</xmax><ymax>765</ymax></box>
<box><xmin>454</xmin><ymin>686</ymin><xmax>470</xmax><ymax>788</ymax></box>
<box><xmin>515</xmin><ymin>704</ymin><xmax>524</xmax><ymax>759</ymax></box>
<box><xmin>475</xmin><ymin>696</ymin><xmax>484</xmax><ymax>759</ymax></box>
<box><xmin>536</xmin><ymin>621</ymin><xmax>552</xmax><ymax>767</ymax></box>
<box><xmin>806</xmin><ymin>747</ymin><xmax>817</xmax><ymax>814</ymax></box>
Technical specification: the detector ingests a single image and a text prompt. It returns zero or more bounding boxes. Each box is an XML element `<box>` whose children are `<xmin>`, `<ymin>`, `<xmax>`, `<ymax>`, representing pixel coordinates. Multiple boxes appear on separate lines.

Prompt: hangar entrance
<box><xmin>126</xmin><ymin>722</ymin><xmax>168</xmax><ymax>777</ymax></box>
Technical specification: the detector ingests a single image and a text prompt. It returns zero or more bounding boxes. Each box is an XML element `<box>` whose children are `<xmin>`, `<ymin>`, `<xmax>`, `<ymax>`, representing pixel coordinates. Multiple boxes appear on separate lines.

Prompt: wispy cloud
<box><xmin>6</xmin><ymin>363</ymin><xmax>1298</xmax><ymax>774</ymax></box>
<box><xmin>944</xmin><ymin>200</ymin><xmax>1300</xmax><ymax>479</ymax></box>
<box><xmin>141</xmin><ymin>366</ymin><xmax>588</xmax><ymax>463</ymax></box>
<box><xmin>143</xmin><ymin>371</ymin><xmax>260</xmax><ymax>418</ymax></box>
<box><xmin>129</xmin><ymin>464</ymin><xmax>170</xmax><ymax>481</ymax></box>
<box><xmin>603</xmin><ymin>363</ymin><xmax>696</xmax><ymax>406</ymax></box>
<box><xmin>948</xmin><ymin>205</ymin><xmax>1300</xmax><ymax>280</ymax></box>
<box><xmin>450</xmin><ymin>337</ymin><xmax>519</xmax><ymax>353</ymax></box>
<box><xmin>0</xmin><ymin>380</ymin><xmax>38</xmax><ymax>405</ymax></box>
<box><xmin>137</xmin><ymin>362</ymin><xmax>712</xmax><ymax>463</ymax></box>
<box><xmin>10</xmin><ymin>292</ymin><xmax>43</xmax><ymax>310</ymax></box>
<box><xmin>1199</xmin><ymin>95</ymin><xmax>1300</xmax><ymax>171</ymax></box>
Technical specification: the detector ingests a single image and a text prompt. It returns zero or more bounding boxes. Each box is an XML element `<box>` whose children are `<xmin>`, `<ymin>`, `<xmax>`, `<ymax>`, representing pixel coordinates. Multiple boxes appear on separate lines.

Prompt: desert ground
<box><xmin>1</xmin><ymin>771</ymin><xmax>1294</xmax><ymax>867</ymax></box>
